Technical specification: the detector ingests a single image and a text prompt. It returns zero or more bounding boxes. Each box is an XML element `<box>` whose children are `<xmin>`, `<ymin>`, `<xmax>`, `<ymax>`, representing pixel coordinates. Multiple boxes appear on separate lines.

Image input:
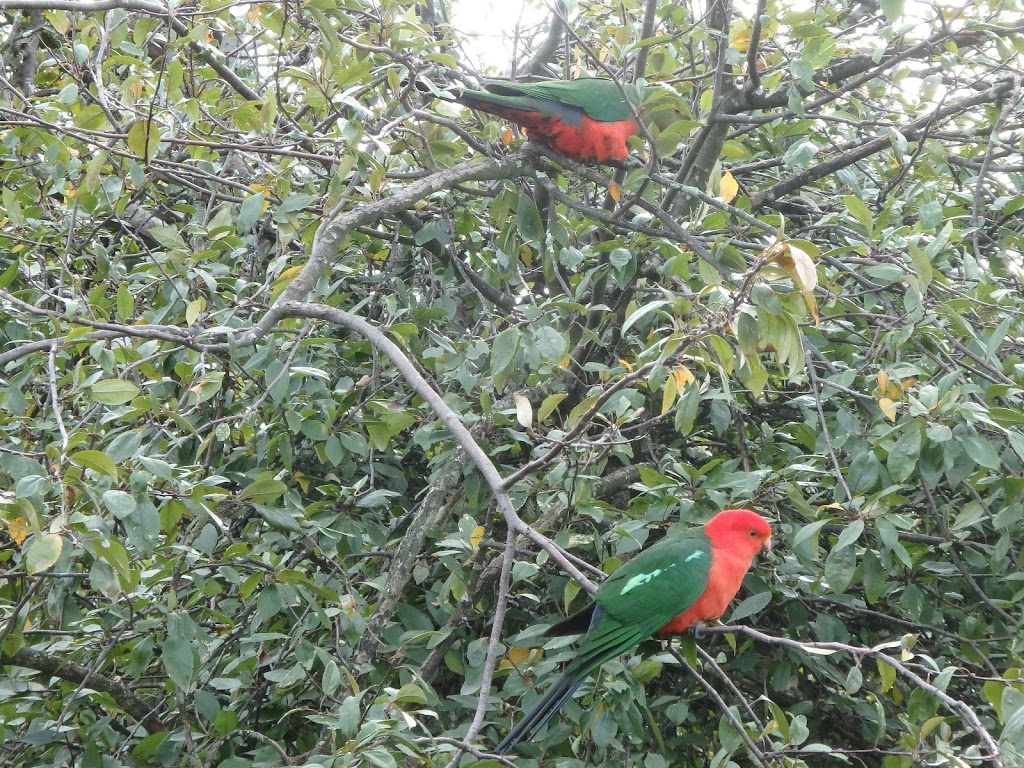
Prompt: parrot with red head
<box><xmin>496</xmin><ymin>508</ymin><xmax>773</xmax><ymax>753</ymax></box>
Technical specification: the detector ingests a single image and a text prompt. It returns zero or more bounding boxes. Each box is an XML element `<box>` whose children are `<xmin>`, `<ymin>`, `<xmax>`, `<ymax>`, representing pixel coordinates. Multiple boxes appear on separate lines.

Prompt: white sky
<box><xmin>450</xmin><ymin>0</ymin><xmax>969</xmax><ymax>75</ymax></box>
<box><xmin>451</xmin><ymin>0</ymin><xmax>549</xmax><ymax>73</ymax></box>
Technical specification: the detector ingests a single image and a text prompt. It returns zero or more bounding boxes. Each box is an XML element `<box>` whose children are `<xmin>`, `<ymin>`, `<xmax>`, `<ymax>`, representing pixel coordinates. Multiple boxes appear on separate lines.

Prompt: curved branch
<box><xmin>750</xmin><ymin>78</ymin><xmax>1017</xmax><ymax>209</ymax></box>
<box><xmin>275</xmin><ymin>300</ymin><xmax>597</xmax><ymax>594</ymax></box>
<box><xmin>234</xmin><ymin>154</ymin><xmax>535</xmax><ymax>346</ymax></box>
<box><xmin>1</xmin><ymin>646</ymin><xmax>164</xmax><ymax>733</ymax></box>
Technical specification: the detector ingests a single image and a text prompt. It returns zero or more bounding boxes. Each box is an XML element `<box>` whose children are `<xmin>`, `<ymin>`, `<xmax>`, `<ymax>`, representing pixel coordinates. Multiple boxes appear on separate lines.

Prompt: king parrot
<box><xmin>455</xmin><ymin>77</ymin><xmax>642</xmax><ymax>163</ymax></box>
<box><xmin>496</xmin><ymin>508</ymin><xmax>772</xmax><ymax>753</ymax></box>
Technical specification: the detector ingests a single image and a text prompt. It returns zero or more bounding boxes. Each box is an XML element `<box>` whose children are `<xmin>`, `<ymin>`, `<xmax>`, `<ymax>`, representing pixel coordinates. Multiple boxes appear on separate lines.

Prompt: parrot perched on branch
<box><xmin>496</xmin><ymin>508</ymin><xmax>772</xmax><ymax>753</ymax></box>
<box><xmin>455</xmin><ymin>77</ymin><xmax>642</xmax><ymax>163</ymax></box>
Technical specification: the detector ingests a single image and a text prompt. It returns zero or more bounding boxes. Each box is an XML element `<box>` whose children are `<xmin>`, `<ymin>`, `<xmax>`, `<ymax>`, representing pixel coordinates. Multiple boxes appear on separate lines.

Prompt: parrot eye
<box><xmin>749</xmin><ymin>529</ymin><xmax>758</xmax><ymax>537</ymax></box>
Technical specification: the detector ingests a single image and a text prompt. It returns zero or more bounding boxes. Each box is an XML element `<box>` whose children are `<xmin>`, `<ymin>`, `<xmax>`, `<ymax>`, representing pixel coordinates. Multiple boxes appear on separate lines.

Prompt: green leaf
<box><xmin>91</xmin><ymin>379</ymin><xmax>141</xmax><ymax>405</ymax></box>
<box><xmin>255</xmin><ymin>505</ymin><xmax>302</xmax><ymax>533</ymax></box>
<box><xmin>887</xmin><ymin>425</ymin><xmax>922</xmax><ymax>483</ymax></box>
<box><xmin>490</xmin><ymin>327</ymin><xmax>519</xmax><ymax>377</ymax></box>
<box><xmin>2</xmin><ymin>187</ymin><xmax>25</xmax><ymax>226</ymax></box>
<box><xmin>25</xmin><ymin>533</ymin><xmax>63</xmax><ymax>575</ymax></box>
<box><xmin>237</xmin><ymin>193</ymin><xmax>265</xmax><ymax>234</ymax></box>
<box><xmin>115</xmin><ymin>281</ymin><xmax>134</xmax><ymax>320</ymax></box>
<box><xmin>963</xmin><ymin>432</ymin><xmax>1001</xmax><ymax>470</ymax></box>
<box><xmin>537</xmin><ymin>393</ymin><xmax>567</xmax><ymax>422</ymax></box>
<box><xmin>163</xmin><ymin>611</ymin><xmax>197</xmax><ymax>689</ymax></box>
<box><xmin>0</xmin><ymin>258</ymin><xmax>19</xmax><ymax>290</ymax></box>
<box><xmin>793</xmin><ymin>519</ymin><xmax>830</xmax><ymax>549</ymax></box>
<box><xmin>533</xmin><ymin>325</ymin><xmax>566</xmax><ymax>362</ymax></box>
<box><xmin>729</xmin><ymin>591</ymin><xmax>772</xmax><ymax>621</ymax></box>
<box><xmin>834</xmin><ymin>519</ymin><xmax>864</xmax><ymax>551</ymax></box>
<box><xmin>623</xmin><ymin>300</ymin><xmax>670</xmax><ymax>334</ymax></box>
<box><xmin>102</xmin><ymin>490</ymin><xmax>137</xmax><ymax>519</ymax></box>
<box><xmin>824</xmin><ymin>542</ymin><xmax>857</xmax><ymax>593</ymax></box>
<box><xmin>70</xmin><ymin>450</ymin><xmax>118</xmax><ymax>479</ymax></box>
<box><xmin>843</xmin><ymin>194</ymin><xmax>873</xmax><ymax>234</ymax></box>
<box><xmin>516</xmin><ymin>193</ymin><xmax>544</xmax><ymax>241</ymax></box>
<box><xmin>126</xmin><ymin>120</ymin><xmax>162</xmax><ymax>161</ymax></box>
<box><xmin>240</xmin><ymin>475</ymin><xmax>287</xmax><ymax>503</ymax></box>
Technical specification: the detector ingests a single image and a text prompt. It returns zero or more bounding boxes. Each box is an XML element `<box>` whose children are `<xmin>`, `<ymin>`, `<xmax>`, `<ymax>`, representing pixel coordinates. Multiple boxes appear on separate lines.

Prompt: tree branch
<box><xmin>1</xmin><ymin>646</ymin><xmax>164</xmax><ymax>733</ymax></box>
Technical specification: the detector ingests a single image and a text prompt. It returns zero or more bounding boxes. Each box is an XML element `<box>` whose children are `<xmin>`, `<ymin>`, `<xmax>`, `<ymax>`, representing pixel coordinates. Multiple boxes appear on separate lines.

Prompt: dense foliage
<box><xmin>1</xmin><ymin>0</ymin><xmax>1023</xmax><ymax>766</ymax></box>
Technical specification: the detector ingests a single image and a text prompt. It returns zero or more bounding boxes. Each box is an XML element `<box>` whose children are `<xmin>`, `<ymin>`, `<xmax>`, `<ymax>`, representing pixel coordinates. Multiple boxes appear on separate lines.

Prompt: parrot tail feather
<box><xmin>495</xmin><ymin>671</ymin><xmax>582</xmax><ymax>753</ymax></box>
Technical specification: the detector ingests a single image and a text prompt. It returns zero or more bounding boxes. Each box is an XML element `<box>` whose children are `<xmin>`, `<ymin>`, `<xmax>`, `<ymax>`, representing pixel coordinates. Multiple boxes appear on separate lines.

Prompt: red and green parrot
<box><xmin>496</xmin><ymin>508</ymin><xmax>772</xmax><ymax>753</ymax></box>
<box><xmin>455</xmin><ymin>77</ymin><xmax>642</xmax><ymax>163</ymax></box>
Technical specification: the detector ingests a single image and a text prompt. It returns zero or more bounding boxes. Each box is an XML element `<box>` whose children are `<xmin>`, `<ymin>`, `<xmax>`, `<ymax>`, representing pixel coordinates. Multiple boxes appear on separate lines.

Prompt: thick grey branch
<box><xmin>240</xmin><ymin>155</ymin><xmax>534</xmax><ymax>344</ymax></box>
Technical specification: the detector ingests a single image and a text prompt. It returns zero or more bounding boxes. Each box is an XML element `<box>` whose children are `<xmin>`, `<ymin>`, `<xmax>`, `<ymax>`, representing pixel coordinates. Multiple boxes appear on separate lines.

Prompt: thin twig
<box><xmin>802</xmin><ymin>332</ymin><xmax>852</xmax><ymax>503</ymax></box>
<box><xmin>445</xmin><ymin>526</ymin><xmax>517</xmax><ymax>767</ymax></box>
<box><xmin>670</xmin><ymin>646</ymin><xmax>776</xmax><ymax>768</ymax></box>
<box><xmin>703</xmin><ymin>624</ymin><xmax>1005</xmax><ymax>766</ymax></box>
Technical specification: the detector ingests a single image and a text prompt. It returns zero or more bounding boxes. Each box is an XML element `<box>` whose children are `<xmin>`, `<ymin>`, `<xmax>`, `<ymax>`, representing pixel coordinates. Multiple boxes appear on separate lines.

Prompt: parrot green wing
<box><xmin>476</xmin><ymin>77</ymin><xmax>641</xmax><ymax>123</ymax></box>
<box><xmin>594</xmin><ymin>529</ymin><xmax>712</xmax><ymax>629</ymax></box>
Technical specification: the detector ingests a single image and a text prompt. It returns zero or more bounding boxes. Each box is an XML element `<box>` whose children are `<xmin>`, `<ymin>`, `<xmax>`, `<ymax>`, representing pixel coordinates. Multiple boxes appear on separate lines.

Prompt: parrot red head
<box><xmin>704</xmin><ymin>508</ymin><xmax>773</xmax><ymax>556</ymax></box>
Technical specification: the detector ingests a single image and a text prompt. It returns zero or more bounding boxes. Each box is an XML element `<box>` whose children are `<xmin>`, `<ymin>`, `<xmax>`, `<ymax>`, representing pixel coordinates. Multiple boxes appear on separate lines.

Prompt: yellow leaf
<box><xmin>879</xmin><ymin>397</ymin><xmax>898</xmax><ymax>422</ymax></box>
<box><xmin>470</xmin><ymin>525</ymin><xmax>484</xmax><ymax>551</ymax></box>
<box><xmin>186</xmin><ymin>297</ymin><xmax>206</xmax><ymax>325</ymax></box>
<box><xmin>661</xmin><ymin>373</ymin><xmax>678</xmax><ymax>415</ymax></box>
<box><xmin>877</xmin><ymin>659</ymin><xmax>897</xmax><ymax>693</ymax></box>
<box><xmin>731</xmin><ymin>29</ymin><xmax>752</xmax><ymax>52</ymax></box>
<box><xmin>877</xmin><ymin>370</ymin><xmax>890</xmax><ymax>394</ymax></box>
<box><xmin>513</xmin><ymin>393</ymin><xmax>533</xmax><ymax>429</ymax></box>
<box><xmin>673</xmin><ymin>367</ymin><xmax>695</xmax><ymax>388</ymax></box>
<box><xmin>507</xmin><ymin>646</ymin><xmax>539</xmax><ymax>665</ymax></box>
<box><xmin>9</xmin><ymin>516</ymin><xmax>28</xmax><ymax>545</ymax></box>
<box><xmin>519</xmin><ymin>244</ymin><xmax>533</xmax><ymax>267</ymax></box>
<box><xmin>607</xmin><ymin>180</ymin><xmax>622</xmax><ymax>202</ymax></box>
<box><xmin>803</xmin><ymin>290</ymin><xmax>820</xmax><ymax>324</ymax></box>
<box><xmin>558</xmin><ymin>355</ymin><xmax>571</xmax><ymax>368</ymax></box>
<box><xmin>618</xmin><ymin>358</ymin><xmax>633</xmax><ymax>373</ymax></box>
<box><xmin>720</xmin><ymin>171</ymin><xmax>739</xmax><ymax>204</ymax></box>
<box><xmin>501</xmin><ymin>127</ymin><xmax>514</xmax><ymax>146</ymax></box>
<box><xmin>277</xmin><ymin>265</ymin><xmax>304</xmax><ymax>281</ymax></box>
<box><xmin>788</xmin><ymin>243</ymin><xmax>817</xmax><ymax>293</ymax></box>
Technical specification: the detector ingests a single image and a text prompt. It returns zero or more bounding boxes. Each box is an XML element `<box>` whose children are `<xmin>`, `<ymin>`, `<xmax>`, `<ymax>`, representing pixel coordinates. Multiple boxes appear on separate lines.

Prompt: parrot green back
<box><xmin>595</xmin><ymin>529</ymin><xmax>712</xmax><ymax>625</ymax></box>
<box><xmin>558</xmin><ymin>531</ymin><xmax>712</xmax><ymax>683</ymax></box>
<box><xmin>474</xmin><ymin>78</ymin><xmax>640</xmax><ymax>123</ymax></box>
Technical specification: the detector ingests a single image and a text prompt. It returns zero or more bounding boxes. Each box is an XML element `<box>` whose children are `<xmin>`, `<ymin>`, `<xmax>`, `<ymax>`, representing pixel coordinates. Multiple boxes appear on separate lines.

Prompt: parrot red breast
<box><xmin>455</xmin><ymin>77</ymin><xmax>642</xmax><ymax>163</ymax></box>
<box><xmin>496</xmin><ymin>508</ymin><xmax>772</xmax><ymax>752</ymax></box>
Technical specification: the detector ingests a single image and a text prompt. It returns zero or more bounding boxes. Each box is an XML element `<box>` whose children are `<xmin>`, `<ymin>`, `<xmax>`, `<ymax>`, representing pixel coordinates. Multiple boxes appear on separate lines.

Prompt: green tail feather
<box><xmin>496</xmin><ymin>613</ymin><xmax>654</xmax><ymax>752</ymax></box>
